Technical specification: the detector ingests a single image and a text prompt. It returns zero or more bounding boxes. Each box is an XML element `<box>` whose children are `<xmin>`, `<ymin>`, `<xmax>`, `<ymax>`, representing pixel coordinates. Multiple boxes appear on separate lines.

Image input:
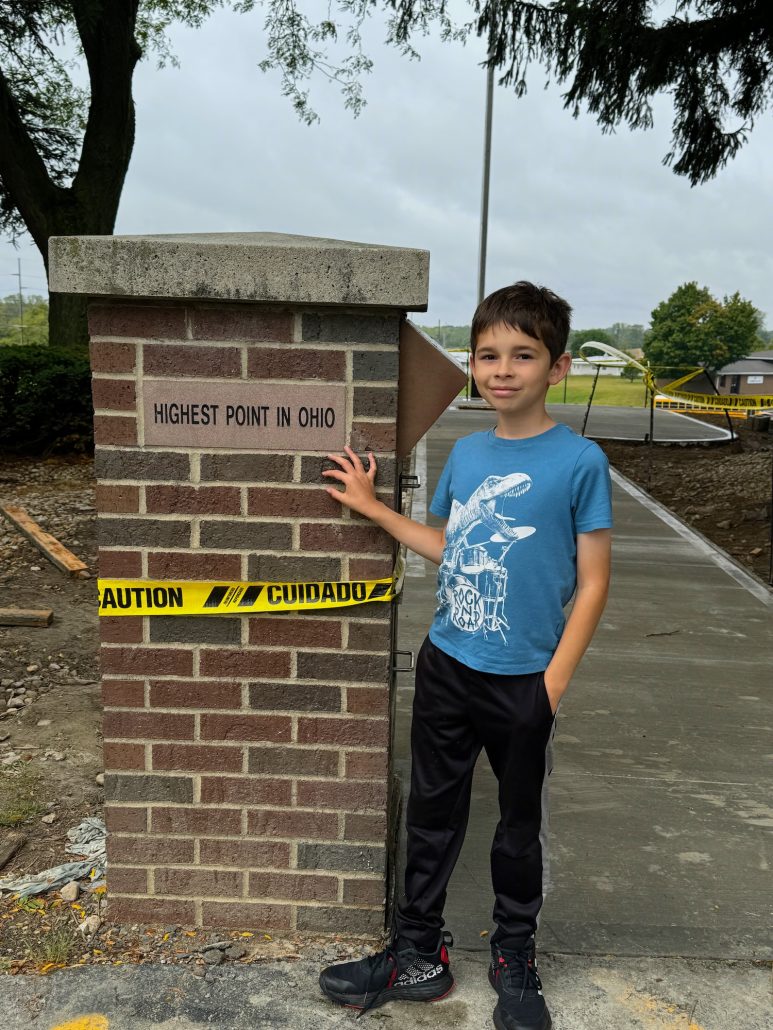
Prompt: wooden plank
<box><xmin>0</xmin><ymin>831</ymin><xmax>27</xmax><ymax>872</ymax></box>
<box><xmin>0</xmin><ymin>505</ymin><xmax>88</xmax><ymax>576</ymax></box>
<box><xmin>0</xmin><ymin>608</ymin><xmax>54</xmax><ymax>627</ymax></box>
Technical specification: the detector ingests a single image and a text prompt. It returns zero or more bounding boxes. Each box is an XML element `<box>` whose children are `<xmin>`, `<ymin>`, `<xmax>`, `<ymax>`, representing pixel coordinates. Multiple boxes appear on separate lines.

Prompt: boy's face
<box><xmin>470</xmin><ymin>323</ymin><xmax>571</xmax><ymax>418</ymax></box>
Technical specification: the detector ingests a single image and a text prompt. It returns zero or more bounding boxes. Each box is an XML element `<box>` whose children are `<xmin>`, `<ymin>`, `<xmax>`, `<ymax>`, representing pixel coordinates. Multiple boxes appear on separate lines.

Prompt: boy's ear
<box><xmin>548</xmin><ymin>352</ymin><xmax>572</xmax><ymax>385</ymax></box>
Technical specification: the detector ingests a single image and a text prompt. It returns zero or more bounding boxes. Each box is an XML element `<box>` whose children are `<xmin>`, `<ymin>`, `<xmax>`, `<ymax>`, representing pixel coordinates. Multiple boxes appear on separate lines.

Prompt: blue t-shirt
<box><xmin>428</xmin><ymin>424</ymin><xmax>612</xmax><ymax>674</ymax></box>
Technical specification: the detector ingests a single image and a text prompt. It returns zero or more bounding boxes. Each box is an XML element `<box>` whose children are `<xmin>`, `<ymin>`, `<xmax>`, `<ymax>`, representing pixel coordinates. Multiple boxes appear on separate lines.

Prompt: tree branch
<box><xmin>0</xmin><ymin>65</ymin><xmax>61</xmax><ymax>254</ymax></box>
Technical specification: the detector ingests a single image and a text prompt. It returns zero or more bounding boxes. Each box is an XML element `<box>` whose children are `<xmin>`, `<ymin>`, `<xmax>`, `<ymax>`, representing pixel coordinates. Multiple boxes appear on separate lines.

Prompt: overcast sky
<box><xmin>2</xmin><ymin>4</ymin><xmax>772</xmax><ymax>332</ymax></box>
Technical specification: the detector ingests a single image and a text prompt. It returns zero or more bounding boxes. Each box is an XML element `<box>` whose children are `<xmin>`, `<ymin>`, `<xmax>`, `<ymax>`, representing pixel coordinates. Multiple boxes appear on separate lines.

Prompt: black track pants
<box><xmin>396</xmin><ymin>636</ymin><xmax>556</xmax><ymax>953</ymax></box>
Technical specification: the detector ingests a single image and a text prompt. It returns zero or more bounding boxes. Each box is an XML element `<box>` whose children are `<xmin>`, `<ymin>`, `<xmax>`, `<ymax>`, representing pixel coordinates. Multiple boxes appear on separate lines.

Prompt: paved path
<box><xmin>460</xmin><ymin>401</ymin><xmax>733</xmax><ymax>442</ymax></box>
<box><xmin>396</xmin><ymin>410</ymin><xmax>771</xmax><ymax>961</ymax></box>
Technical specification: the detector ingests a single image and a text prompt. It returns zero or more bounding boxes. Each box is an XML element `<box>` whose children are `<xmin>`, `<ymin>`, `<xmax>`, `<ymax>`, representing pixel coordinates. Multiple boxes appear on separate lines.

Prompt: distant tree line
<box><xmin>0</xmin><ymin>294</ymin><xmax>49</xmax><ymax>346</ymax></box>
<box><xmin>422</xmin><ymin>283</ymin><xmax>770</xmax><ymax>377</ymax></box>
<box><xmin>419</xmin><ymin>322</ymin><xmax>647</xmax><ymax>354</ymax></box>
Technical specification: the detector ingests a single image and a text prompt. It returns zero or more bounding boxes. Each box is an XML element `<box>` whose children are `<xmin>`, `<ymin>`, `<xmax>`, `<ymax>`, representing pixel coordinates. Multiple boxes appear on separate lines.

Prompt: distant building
<box><xmin>715</xmin><ymin>351</ymin><xmax>773</xmax><ymax>395</ymax></box>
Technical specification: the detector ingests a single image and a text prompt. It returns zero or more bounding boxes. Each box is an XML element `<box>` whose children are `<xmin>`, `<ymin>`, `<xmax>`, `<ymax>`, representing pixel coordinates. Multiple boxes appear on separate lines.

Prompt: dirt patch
<box><xmin>598</xmin><ymin>415</ymin><xmax>773</xmax><ymax>584</ymax></box>
<box><xmin>0</xmin><ymin>453</ymin><xmax>103</xmax><ymax>969</ymax></box>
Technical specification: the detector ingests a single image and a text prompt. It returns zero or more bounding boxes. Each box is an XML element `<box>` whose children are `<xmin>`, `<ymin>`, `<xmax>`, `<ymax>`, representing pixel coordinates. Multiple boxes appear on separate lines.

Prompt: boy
<box><xmin>318</xmin><ymin>282</ymin><xmax>612</xmax><ymax>1030</ymax></box>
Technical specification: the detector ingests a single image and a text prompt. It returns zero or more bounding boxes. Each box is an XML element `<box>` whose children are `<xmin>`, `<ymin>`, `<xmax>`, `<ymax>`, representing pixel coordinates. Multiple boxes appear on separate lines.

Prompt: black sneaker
<box><xmin>319</xmin><ymin>932</ymin><xmax>454</xmax><ymax>1014</ymax></box>
<box><xmin>488</xmin><ymin>940</ymin><xmax>552</xmax><ymax>1030</ymax></box>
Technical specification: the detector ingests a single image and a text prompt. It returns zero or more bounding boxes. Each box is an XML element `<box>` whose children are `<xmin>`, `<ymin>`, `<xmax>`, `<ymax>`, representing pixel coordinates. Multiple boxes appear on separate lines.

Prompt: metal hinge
<box><xmin>399</xmin><ymin>474</ymin><xmax>421</xmax><ymax>491</ymax></box>
<box><xmin>392</xmin><ymin>650</ymin><xmax>415</xmax><ymax>672</ymax></box>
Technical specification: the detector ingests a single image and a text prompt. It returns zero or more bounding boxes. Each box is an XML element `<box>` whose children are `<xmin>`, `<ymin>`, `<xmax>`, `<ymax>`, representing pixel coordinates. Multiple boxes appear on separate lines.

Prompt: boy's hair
<box><xmin>470</xmin><ymin>281</ymin><xmax>572</xmax><ymax>364</ymax></box>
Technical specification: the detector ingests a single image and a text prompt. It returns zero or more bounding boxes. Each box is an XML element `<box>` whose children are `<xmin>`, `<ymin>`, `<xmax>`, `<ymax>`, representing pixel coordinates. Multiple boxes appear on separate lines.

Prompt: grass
<box><xmin>547</xmin><ymin>375</ymin><xmax>651</xmax><ymax>407</ymax></box>
<box><xmin>0</xmin><ymin>762</ymin><xmax>43</xmax><ymax>827</ymax></box>
<box><xmin>458</xmin><ymin>375</ymin><xmax>651</xmax><ymax>406</ymax></box>
<box><xmin>24</xmin><ymin>915</ymin><xmax>80</xmax><ymax>966</ymax></box>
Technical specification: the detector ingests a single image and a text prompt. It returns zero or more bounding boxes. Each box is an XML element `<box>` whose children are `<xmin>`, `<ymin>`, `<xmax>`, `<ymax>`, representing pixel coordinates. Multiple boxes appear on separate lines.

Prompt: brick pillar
<box><xmin>49</xmin><ymin>233</ymin><xmax>429</xmax><ymax>935</ymax></box>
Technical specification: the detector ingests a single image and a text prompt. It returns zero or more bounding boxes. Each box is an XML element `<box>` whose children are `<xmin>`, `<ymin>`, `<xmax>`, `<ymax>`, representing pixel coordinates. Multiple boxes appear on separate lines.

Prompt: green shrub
<box><xmin>0</xmin><ymin>345</ymin><xmax>93</xmax><ymax>454</ymax></box>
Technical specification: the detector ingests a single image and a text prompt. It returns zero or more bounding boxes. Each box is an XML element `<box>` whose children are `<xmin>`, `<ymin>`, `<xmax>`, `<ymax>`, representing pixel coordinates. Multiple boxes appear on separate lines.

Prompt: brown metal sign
<box><xmin>143</xmin><ymin>381</ymin><xmax>346</xmax><ymax>450</ymax></box>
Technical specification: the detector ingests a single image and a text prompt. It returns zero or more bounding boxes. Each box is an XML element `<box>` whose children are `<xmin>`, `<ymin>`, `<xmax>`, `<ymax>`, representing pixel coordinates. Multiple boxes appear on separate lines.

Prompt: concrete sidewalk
<box><xmin>2</xmin><ymin>409</ymin><xmax>771</xmax><ymax>1029</ymax></box>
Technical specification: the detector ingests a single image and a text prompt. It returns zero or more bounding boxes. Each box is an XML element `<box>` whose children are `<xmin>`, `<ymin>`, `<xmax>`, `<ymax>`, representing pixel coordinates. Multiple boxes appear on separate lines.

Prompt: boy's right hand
<box><xmin>323</xmin><ymin>446</ymin><xmax>380</xmax><ymax>518</ymax></box>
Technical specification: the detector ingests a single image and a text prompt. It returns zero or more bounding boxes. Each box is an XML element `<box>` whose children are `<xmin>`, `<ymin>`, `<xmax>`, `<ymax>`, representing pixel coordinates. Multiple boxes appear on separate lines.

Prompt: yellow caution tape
<box><xmin>578</xmin><ymin>343</ymin><xmax>773</xmax><ymax>411</ymax></box>
<box><xmin>660</xmin><ymin>389</ymin><xmax>773</xmax><ymax>410</ymax></box>
<box><xmin>97</xmin><ymin>577</ymin><xmax>397</xmax><ymax>615</ymax></box>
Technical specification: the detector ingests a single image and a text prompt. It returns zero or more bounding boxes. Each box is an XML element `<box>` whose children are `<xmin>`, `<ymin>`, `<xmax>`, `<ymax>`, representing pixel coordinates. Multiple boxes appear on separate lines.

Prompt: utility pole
<box><xmin>471</xmin><ymin>58</ymin><xmax>495</xmax><ymax>399</ymax></box>
<box><xmin>14</xmin><ymin>258</ymin><xmax>25</xmax><ymax>344</ymax></box>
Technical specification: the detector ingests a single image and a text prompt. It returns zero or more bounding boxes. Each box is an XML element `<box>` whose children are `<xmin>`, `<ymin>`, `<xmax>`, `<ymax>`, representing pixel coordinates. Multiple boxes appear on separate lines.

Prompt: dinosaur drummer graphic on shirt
<box><xmin>436</xmin><ymin>471</ymin><xmax>536</xmax><ymax>642</ymax></box>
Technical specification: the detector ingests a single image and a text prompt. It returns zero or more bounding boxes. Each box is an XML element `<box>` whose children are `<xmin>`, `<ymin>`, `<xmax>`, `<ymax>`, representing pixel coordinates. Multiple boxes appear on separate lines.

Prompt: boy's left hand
<box><xmin>543</xmin><ymin>668</ymin><xmax>568</xmax><ymax>714</ymax></box>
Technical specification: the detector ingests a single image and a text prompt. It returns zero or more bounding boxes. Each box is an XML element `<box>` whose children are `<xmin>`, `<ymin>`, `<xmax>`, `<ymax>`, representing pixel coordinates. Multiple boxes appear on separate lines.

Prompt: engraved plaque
<box><xmin>143</xmin><ymin>381</ymin><xmax>346</xmax><ymax>450</ymax></box>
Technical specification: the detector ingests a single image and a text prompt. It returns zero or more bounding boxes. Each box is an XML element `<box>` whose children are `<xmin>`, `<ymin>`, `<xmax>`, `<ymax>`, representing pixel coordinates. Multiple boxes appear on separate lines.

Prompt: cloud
<box><xmin>2</xmin><ymin>5</ymin><xmax>771</xmax><ymax>330</ymax></box>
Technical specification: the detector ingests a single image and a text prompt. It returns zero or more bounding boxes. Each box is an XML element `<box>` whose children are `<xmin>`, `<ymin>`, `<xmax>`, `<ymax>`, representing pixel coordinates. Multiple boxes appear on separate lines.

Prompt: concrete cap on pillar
<box><xmin>48</xmin><ymin>231</ymin><xmax>429</xmax><ymax>310</ymax></box>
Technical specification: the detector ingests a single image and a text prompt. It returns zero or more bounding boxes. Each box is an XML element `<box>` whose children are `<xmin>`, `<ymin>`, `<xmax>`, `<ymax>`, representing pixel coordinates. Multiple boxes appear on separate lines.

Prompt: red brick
<box><xmin>99</xmin><ymin>617</ymin><xmax>143</xmax><ymax>644</ymax></box>
<box><xmin>104</xmin><ymin>806</ymin><xmax>148</xmax><ymax>833</ymax></box>
<box><xmin>201</xmin><ymin>900</ymin><xmax>292</xmax><ymax>930</ymax></box>
<box><xmin>347</xmin><ymin>622</ymin><xmax>390</xmax><ymax>651</ymax></box>
<box><xmin>93</xmin><ymin>415</ymin><xmax>137</xmax><ymax>447</ymax></box>
<box><xmin>108</xmin><ymin>836</ymin><xmax>194</xmax><ymax>864</ymax></box>
<box><xmin>344</xmin><ymin>812</ymin><xmax>386</xmax><ymax>840</ymax></box>
<box><xmin>143</xmin><ymin>344</ymin><xmax>241</xmax><ymax>377</ymax></box>
<box><xmin>248</xmin><ymin>746</ymin><xmax>340</xmax><ymax>778</ymax></box>
<box><xmin>345</xmin><ymin>751</ymin><xmax>389</xmax><ymax>780</ymax></box>
<box><xmin>106</xmin><ymin>866</ymin><xmax>149</xmax><ymax>894</ymax></box>
<box><xmin>100</xmin><ymin>647</ymin><xmax>193</xmax><ymax>677</ymax></box>
<box><xmin>98</xmin><ymin>549</ymin><xmax>143</xmax><ymax>578</ymax></box>
<box><xmin>247</xmin><ymin>809</ymin><xmax>338</xmax><ymax>839</ymax></box>
<box><xmin>192</xmin><ymin>306</ymin><xmax>292</xmax><ymax>343</ymax></box>
<box><xmin>247</xmin><ymin>347</ymin><xmax>345</xmax><ymax>381</ymax></box>
<box><xmin>296</xmin><ymin>905</ymin><xmax>383</xmax><ymax>933</ymax></box>
<box><xmin>155</xmin><ymin>868</ymin><xmax>242</xmax><ymax>897</ymax></box>
<box><xmin>200</xmin><ymin>776</ymin><xmax>292</xmax><ymax>806</ymax></box>
<box><xmin>248</xmin><ymin>618</ymin><xmax>342</xmax><ymax>649</ymax></box>
<box><xmin>103</xmin><ymin>741</ymin><xmax>146</xmax><ymax>770</ymax></box>
<box><xmin>343</xmin><ymin>878</ymin><xmax>385</xmax><ymax>905</ymax></box>
<box><xmin>349</xmin><ymin>558</ymin><xmax>393</xmax><ymax>580</ymax></box>
<box><xmin>102</xmin><ymin>679</ymin><xmax>145</xmax><ymax>708</ymax></box>
<box><xmin>347</xmin><ymin>687</ymin><xmax>389</xmax><ymax>717</ymax></box>
<box><xmin>299</xmin><ymin>523</ymin><xmax>393</xmax><ymax>554</ymax></box>
<box><xmin>351</xmin><ymin>421</ymin><xmax>396</xmax><ymax>452</ymax></box>
<box><xmin>295</xmin><ymin>780</ymin><xmax>387</xmax><ymax>811</ymax></box>
<box><xmin>103</xmin><ymin>711</ymin><xmax>194</xmax><ymax>741</ymax></box>
<box><xmin>199</xmin><ymin>839</ymin><xmax>290</xmax><ymax>868</ymax></box>
<box><xmin>96</xmin><ymin>484</ymin><xmax>140</xmax><ymax>513</ymax></box>
<box><xmin>152</xmin><ymin>743</ymin><xmax>243</xmax><ymax>773</ymax></box>
<box><xmin>89</xmin><ymin>304</ymin><xmax>186</xmax><ymax>339</ymax></box>
<box><xmin>200</xmin><ymin>713</ymin><xmax>291</xmax><ymax>744</ymax></box>
<box><xmin>199</xmin><ymin>649</ymin><xmax>290</xmax><ymax>679</ymax></box>
<box><xmin>149</xmin><ymin>679</ymin><xmax>241</xmax><ymax>709</ymax></box>
<box><xmin>107</xmin><ymin>897</ymin><xmax>196</xmax><ymax>925</ymax></box>
<box><xmin>248</xmin><ymin>681</ymin><xmax>341</xmax><ymax>714</ymax></box>
<box><xmin>147</xmin><ymin>552</ymin><xmax>242</xmax><ymax>581</ymax></box>
<box><xmin>297</xmin><ymin>717</ymin><xmax>388</xmax><ymax>747</ymax></box>
<box><xmin>92</xmin><ymin>378</ymin><xmax>136</xmax><ymax>412</ymax></box>
<box><xmin>353</xmin><ymin>387</ymin><xmax>396</xmax><ymax>418</ymax></box>
<box><xmin>150</xmin><ymin>806</ymin><xmax>242</xmax><ymax>835</ymax></box>
<box><xmin>90</xmin><ymin>339</ymin><xmax>138</xmax><ymax>374</ymax></box>
<box><xmin>248</xmin><ymin>487</ymin><xmax>339</xmax><ymax>518</ymax></box>
<box><xmin>145</xmin><ymin>485</ymin><xmax>241</xmax><ymax>516</ymax></box>
<box><xmin>248</xmin><ymin>872</ymin><xmax>338</xmax><ymax>903</ymax></box>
